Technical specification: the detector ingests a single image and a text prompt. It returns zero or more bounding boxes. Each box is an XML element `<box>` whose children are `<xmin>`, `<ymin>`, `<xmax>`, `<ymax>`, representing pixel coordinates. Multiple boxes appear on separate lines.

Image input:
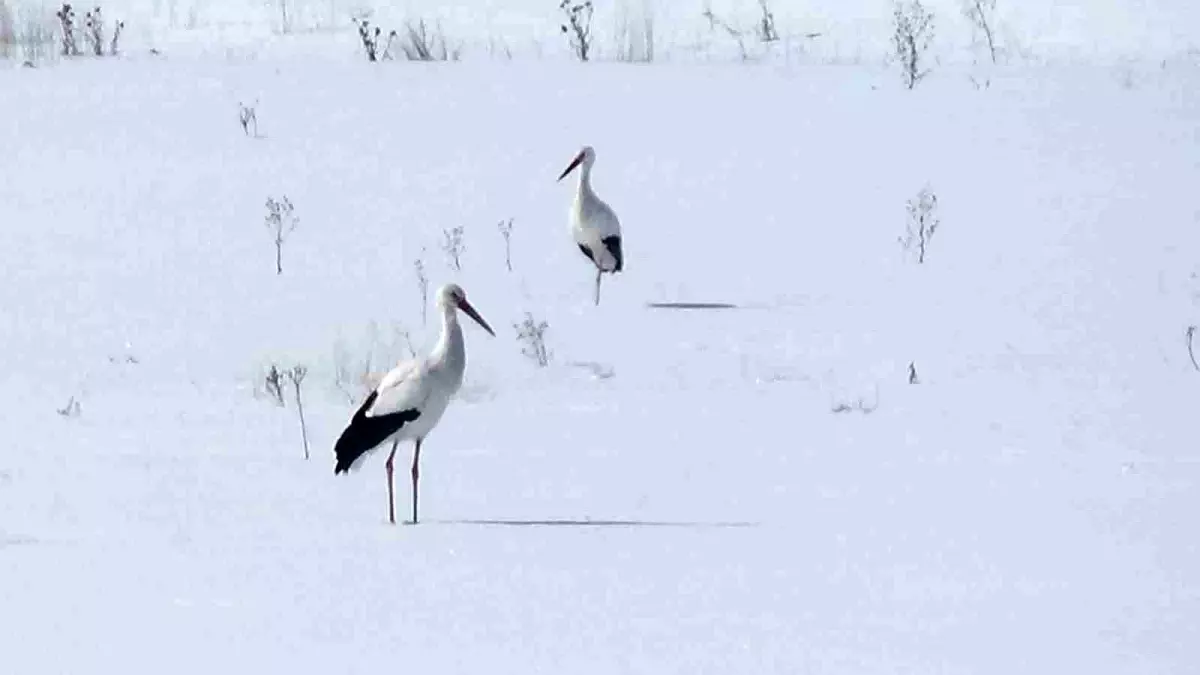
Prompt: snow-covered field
<box><xmin>2</xmin><ymin>2</ymin><xmax>1200</xmax><ymax>672</ymax></box>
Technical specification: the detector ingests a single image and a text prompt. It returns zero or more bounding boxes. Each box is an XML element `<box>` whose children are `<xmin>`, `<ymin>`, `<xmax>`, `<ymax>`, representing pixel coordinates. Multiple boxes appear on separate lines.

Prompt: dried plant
<box><xmin>287</xmin><ymin>365</ymin><xmax>310</xmax><ymax>459</ymax></box>
<box><xmin>264</xmin><ymin>195</ymin><xmax>298</xmax><ymax>275</ymax></box>
<box><xmin>899</xmin><ymin>187</ymin><xmax>940</xmax><ymax>264</ymax></box>
<box><xmin>263</xmin><ymin>363</ymin><xmax>286</xmax><ymax>406</ymax></box>
<box><xmin>54</xmin><ymin>3</ymin><xmax>78</xmax><ymax>56</ymax></box>
<box><xmin>515</xmin><ymin>312</ymin><xmax>550</xmax><ymax>367</ymax></box>
<box><xmin>414</xmin><ymin>256</ymin><xmax>429</xmax><ymax>326</ymax></box>
<box><xmin>497</xmin><ymin>218</ymin><xmax>514</xmax><ymax>272</ymax></box>
<box><xmin>832</xmin><ymin>388</ymin><xmax>879</xmax><ymax>414</ymax></box>
<box><xmin>442</xmin><ymin>225</ymin><xmax>465</xmax><ymax>271</ymax></box>
<box><xmin>962</xmin><ymin>0</ymin><xmax>998</xmax><ymax>64</ymax></box>
<box><xmin>238</xmin><ymin>101</ymin><xmax>259</xmax><ymax>137</ymax></box>
<box><xmin>57</xmin><ymin>395</ymin><xmax>82</xmax><ymax>418</ymax></box>
<box><xmin>893</xmin><ymin>0</ymin><xmax>935</xmax><ymax>89</ymax></box>
<box><xmin>398</xmin><ymin>19</ymin><xmax>459</xmax><ymax>61</ymax></box>
<box><xmin>755</xmin><ymin>0</ymin><xmax>778</xmax><ymax>43</ymax></box>
<box><xmin>613</xmin><ymin>1</ymin><xmax>654</xmax><ymax>63</ymax></box>
<box><xmin>353</xmin><ymin>15</ymin><xmax>396</xmax><ymax>62</ymax></box>
<box><xmin>701</xmin><ymin>1</ymin><xmax>748</xmax><ymax>61</ymax></box>
<box><xmin>559</xmin><ymin>0</ymin><xmax>594</xmax><ymax>62</ymax></box>
<box><xmin>1187</xmin><ymin>325</ymin><xmax>1199</xmax><ymax>372</ymax></box>
<box><xmin>0</xmin><ymin>0</ymin><xmax>13</xmax><ymax>59</ymax></box>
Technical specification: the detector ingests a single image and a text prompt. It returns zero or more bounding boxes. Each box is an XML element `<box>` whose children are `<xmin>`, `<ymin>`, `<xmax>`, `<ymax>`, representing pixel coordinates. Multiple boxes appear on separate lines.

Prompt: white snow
<box><xmin>2</xmin><ymin>3</ymin><xmax>1199</xmax><ymax>673</ymax></box>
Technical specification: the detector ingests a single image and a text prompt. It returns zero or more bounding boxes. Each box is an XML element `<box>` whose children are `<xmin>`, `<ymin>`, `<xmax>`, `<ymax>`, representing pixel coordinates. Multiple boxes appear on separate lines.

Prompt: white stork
<box><xmin>333</xmin><ymin>283</ymin><xmax>495</xmax><ymax>525</ymax></box>
<box><xmin>557</xmin><ymin>145</ymin><xmax>624</xmax><ymax>306</ymax></box>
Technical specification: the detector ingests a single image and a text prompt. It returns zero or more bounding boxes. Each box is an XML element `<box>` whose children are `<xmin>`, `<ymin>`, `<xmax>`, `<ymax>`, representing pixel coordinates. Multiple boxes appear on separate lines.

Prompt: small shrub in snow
<box><xmin>892</xmin><ymin>0</ymin><xmax>935</xmax><ymax>89</ymax></box>
<box><xmin>515</xmin><ymin>313</ymin><xmax>550</xmax><ymax>367</ymax></box>
<box><xmin>908</xmin><ymin>361</ymin><xmax>920</xmax><ymax>384</ymax></box>
<box><xmin>82</xmin><ymin>6</ymin><xmax>121</xmax><ymax>56</ymax></box>
<box><xmin>16</xmin><ymin>8</ymin><xmax>54</xmax><ymax>66</ymax></box>
<box><xmin>487</xmin><ymin>36</ymin><xmax>513</xmax><ymax>60</ymax></box>
<box><xmin>286</xmin><ymin>365</ymin><xmax>310</xmax><ymax>460</ymax></box>
<box><xmin>442</xmin><ymin>225</ymin><xmax>465</xmax><ymax>272</ymax></box>
<box><xmin>353</xmin><ymin>16</ymin><xmax>396</xmax><ymax>62</ymax></box>
<box><xmin>398</xmin><ymin>19</ymin><xmax>459</xmax><ymax>61</ymax></box>
<box><xmin>701</xmin><ymin>2</ymin><xmax>748</xmax><ymax>61</ymax></box>
<box><xmin>238</xmin><ymin>101</ymin><xmax>259</xmax><ymax>137</ymax></box>
<box><xmin>1187</xmin><ymin>326</ymin><xmax>1199</xmax><ymax>372</ymax></box>
<box><xmin>962</xmin><ymin>0</ymin><xmax>998</xmax><ymax>65</ymax></box>
<box><xmin>264</xmin><ymin>195</ymin><xmax>298</xmax><ymax>275</ymax></box>
<box><xmin>54</xmin><ymin>3</ymin><xmax>78</xmax><ymax>56</ymax></box>
<box><xmin>559</xmin><ymin>0</ymin><xmax>594</xmax><ymax>62</ymax></box>
<box><xmin>899</xmin><ymin>186</ymin><xmax>940</xmax><ymax>264</ymax></box>
<box><xmin>331</xmin><ymin>323</ymin><xmax>415</xmax><ymax>402</ymax></box>
<box><xmin>277</xmin><ymin>0</ymin><xmax>291</xmax><ymax>35</ymax></box>
<box><xmin>413</xmin><ymin>256</ymin><xmax>429</xmax><ymax>326</ymax></box>
<box><xmin>832</xmin><ymin>392</ymin><xmax>878</xmax><ymax>414</ymax></box>
<box><xmin>613</xmin><ymin>1</ymin><xmax>654</xmax><ymax>63</ymax></box>
<box><xmin>497</xmin><ymin>217</ymin><xmax>514</xmax><ymax>272</ymax></box>
<box><xmin>755</xmin><ymin>0</ymin><xmax>778</xmax><ymax>43</ymax></box>
<box><xmin>0</xmin><ymin>1</ymin><xmax>13</xmax><ymax>59</ymax></box>
<box><xmin>57</xmin><ymin>395</ymin><xmax>81</xmax><ymax>418</ymax></box>
<box><xmin>262</xmin><ymin>363</ymin><xmax>286</xmax><ymax>406</ymax></box>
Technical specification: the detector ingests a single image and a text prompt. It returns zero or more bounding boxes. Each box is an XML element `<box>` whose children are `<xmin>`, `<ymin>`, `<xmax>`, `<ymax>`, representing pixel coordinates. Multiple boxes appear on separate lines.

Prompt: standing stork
<box><xmin>333</xmin><ymin>283</ymin><xmax>495</xmax><ymax>525</ymax></box>
<box><xmin>558</xmin><ymin>145</ymin><xmax>624</xmax><ymax>306</ymax></box>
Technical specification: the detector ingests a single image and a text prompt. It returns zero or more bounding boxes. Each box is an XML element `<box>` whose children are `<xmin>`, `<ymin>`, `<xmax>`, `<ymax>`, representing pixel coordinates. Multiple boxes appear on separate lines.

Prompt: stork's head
<box><xmin>436</xmin><ymin>283</ymin><xmax>496</xmax><ymax>336</ymax></box>
<box><xmin>557</xmin><ymin>145</ymin><xmax>596</xmax><ymax>182</ymax></box>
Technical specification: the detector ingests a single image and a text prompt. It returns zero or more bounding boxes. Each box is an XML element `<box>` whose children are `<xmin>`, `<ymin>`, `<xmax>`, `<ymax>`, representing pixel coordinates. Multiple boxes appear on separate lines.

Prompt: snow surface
<box><xmin>2</xmin><ymin>10</ymin><xmax>1200</xmax><ymax>675</ymax></box>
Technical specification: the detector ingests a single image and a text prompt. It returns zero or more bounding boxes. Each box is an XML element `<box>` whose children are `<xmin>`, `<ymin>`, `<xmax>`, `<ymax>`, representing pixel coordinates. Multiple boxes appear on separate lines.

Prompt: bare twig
<box><xmin>1187</xmin><ymin>326</ymin><xmax>1199</xmax><ymax>372</ymax></box>
<box><xmin>57</xmin><ymin>395</ymin><xmax>81</xmax><ymax>417</ymax></box>
<box><xmin>238</xmin><ymin>101</ymin><xmax>259</xmax><ymax>137</ymax></box>
<box><xmin>54</xmin><ymin>3</ymin><xmax>78</xmax><ymax>56</ymax></box>
<box><xmin>264</xmin><ymin>364</ymin><xmax>286</xmax><ymax>406</ymax></box>
<box><xmin>962</xmin><ymin>0</ymin><xmax>998</xmax><ymax>64</ymax></box>
<box><xmin>497</xmin><ymin>218</ymin><xmax>514</xmax><ymax>272</ymax></box>
<box><xmin>755</xmin><ymin>0</ymin><xmax>778</xmax><ymax>42</ymax></box>
<box><xmin>287</xmin><ymin>365</ymin><xmax>309</xmax><ymax>459</ymax></box>
<box><xmin>441</xmin><ymin>225</ymin><xmax>465</xmax><ymax>271</ymax></box>
<box><xmin>701</xmin><ymin>1</ymin><xmax>748</xmax><ymax>60</ymax></box>
<box><xmin>414</xmin><ymin>256</ymin><xmax>428</xmax><ymax>326</ymax></box>
<box><xmin>900</xmin><ymin>187</ymin><xmax>940</xmax><ymax>264</ymax></box>
<box><xmin>559</xmin><ymin>0</ymin><xmax>593</xmax><ymax>62</ymax></box>
<box><xmin>264</xmin><ymin>196</ymin><xmax>298</xmax><ymax>275</ymax></box>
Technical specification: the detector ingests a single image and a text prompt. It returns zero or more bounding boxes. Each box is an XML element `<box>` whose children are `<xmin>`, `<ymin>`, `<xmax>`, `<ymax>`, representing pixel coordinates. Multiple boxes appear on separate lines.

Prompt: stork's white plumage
<box><xmin>333</xmin><ymin>283</ymin><xmax>495</xmax><ymax>525</ymax></box>
<box><xmin>558</xmin><ymin>145</ymin><xmax>624</xmax><ymax>305</ymax></box>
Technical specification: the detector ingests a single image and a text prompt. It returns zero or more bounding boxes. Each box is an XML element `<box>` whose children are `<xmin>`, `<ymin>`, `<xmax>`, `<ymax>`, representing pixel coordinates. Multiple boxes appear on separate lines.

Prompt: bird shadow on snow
<box><xmin>427</xmin><ymin>518</ymin><xmax>759</xmax><ymax>529</ymax></box>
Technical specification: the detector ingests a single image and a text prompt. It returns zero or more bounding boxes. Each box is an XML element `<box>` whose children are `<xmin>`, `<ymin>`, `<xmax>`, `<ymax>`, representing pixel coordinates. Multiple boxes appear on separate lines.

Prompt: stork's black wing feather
<box><xmin>577</xmin><ymin>243</ymin><xmax>596</xmax><ymax>265</ymax></box>
<box><xmin>602</xmin><ymin>235</ymin><xmax>623</xmax><ymax>272</ymax></box>
<box><xmin>333</xmin><ymin>390</ymin><xmax>421</xmax><ymax>474</ymax></box>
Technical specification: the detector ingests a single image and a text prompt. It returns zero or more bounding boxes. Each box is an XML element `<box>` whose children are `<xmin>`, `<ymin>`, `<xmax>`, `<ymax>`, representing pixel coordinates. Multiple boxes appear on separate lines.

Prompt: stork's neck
<box><xmin>575</xmin><ymin>164</ymin><xmax>597</xmax><ymax>201</ymax></box>
<box><xmin>431</xmin><ymin>306</ymin><xmax>466</xmax><ymax>378</ymax></box>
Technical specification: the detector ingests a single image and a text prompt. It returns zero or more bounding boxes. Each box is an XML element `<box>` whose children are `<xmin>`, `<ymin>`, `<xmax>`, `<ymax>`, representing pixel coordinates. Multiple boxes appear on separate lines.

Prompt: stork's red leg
<box><xmin>411</xmin><ymin>438</ymin><xmax>423</xmax><ymax>524</ymax></box>
<box><xmin>385</xmin><ymin>441</ymin><xmax>399</xmax><ymax>525</ymax></box>
<box><xmin>594</xmin><ymin>269</ymin><xmax>602</xmax><ymax>306</ymax></box>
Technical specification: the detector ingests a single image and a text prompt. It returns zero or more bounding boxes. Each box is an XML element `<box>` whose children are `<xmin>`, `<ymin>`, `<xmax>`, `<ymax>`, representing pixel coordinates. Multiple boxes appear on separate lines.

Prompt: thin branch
<box><xmin>1187</xmin><ymin>326</ymin><xmax>1199</xmax><ymax>372</ymax></box>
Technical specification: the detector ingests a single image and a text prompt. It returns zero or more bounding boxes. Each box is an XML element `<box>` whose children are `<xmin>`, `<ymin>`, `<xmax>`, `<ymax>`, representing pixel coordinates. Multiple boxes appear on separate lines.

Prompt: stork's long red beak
<box><xmin>457</xmin><ymin>299</ymin><xmax>496</xmax><ymax>337</ymax></box>
<box><xmin>557</xmin><ymin>151</ymin><xmax>585</xmax><ymax>182</ymax></box>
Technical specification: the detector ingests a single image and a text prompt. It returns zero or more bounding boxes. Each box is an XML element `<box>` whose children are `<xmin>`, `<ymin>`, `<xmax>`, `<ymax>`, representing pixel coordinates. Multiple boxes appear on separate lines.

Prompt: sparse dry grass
<box><xmin>0</xmin><ymin>0</ymin><xmax>15</xmax><ymax>59</ymax></box>
<box><xmin>613</xmin><ymin>0</ymin><xmax>654</xmax><ymax>63</ymax></box>
<box><xmin>398</xmin><ymin>19</ymin><xmax>460</xmax><ymax>61</ymax></box>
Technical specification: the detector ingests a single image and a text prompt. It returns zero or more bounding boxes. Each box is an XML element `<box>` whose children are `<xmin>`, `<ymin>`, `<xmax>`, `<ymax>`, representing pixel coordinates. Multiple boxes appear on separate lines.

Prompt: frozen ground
<box><xmin>2</xmin><ymin>11</ymin><xmax>1200</xmax><ymax>675</ymax></box>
